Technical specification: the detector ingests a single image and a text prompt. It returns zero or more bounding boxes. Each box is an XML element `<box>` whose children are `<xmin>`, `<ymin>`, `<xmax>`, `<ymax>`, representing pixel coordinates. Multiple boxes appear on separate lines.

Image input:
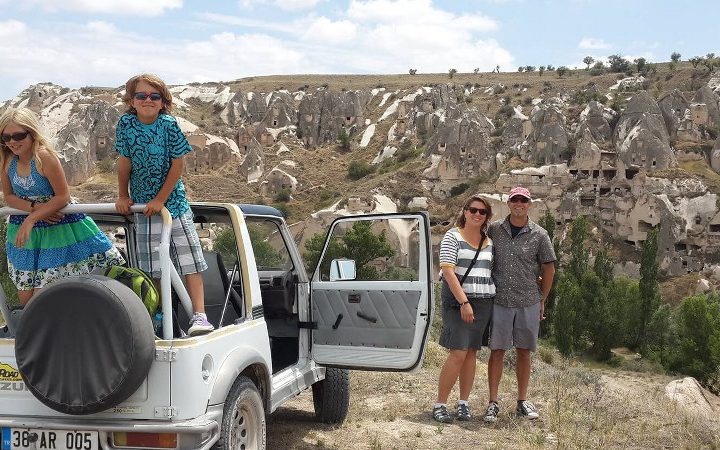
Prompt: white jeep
<box><xmin>0</xmin><ymin>202</ymin><xmax>433</xmax><ymax>449</ymax></box>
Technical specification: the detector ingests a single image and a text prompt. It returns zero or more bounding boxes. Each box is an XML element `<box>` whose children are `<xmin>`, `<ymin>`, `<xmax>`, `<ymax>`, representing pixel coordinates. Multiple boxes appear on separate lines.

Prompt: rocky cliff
<box><xmin>2</xmin><ymin>69</ymin><xmax>720</xmax><ymax>281</ymax></box>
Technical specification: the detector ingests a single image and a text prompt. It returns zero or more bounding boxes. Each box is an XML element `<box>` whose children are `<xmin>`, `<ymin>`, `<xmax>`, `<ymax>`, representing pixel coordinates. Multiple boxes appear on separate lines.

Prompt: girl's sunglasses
<box><xmin>134</xmin><ymin>92</ymin><xmax>163</xmax><ymax>101</ymax></box>
<box><xmin>1</xmin><ymin>131</ymin><xmax>30</xmax><ymax>143</ymax></box>
<box><xmin>465</xmin><ymin>207</ymin><xmax>488</xmax><ymax>215</ymax></box>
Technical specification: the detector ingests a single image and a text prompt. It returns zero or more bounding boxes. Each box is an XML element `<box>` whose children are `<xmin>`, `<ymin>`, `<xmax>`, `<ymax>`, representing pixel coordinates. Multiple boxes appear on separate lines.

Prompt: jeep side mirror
<box><xmin>329</xmin><ymin>259</ymin><xmax>356</xmax><ymax>281</ymax></box>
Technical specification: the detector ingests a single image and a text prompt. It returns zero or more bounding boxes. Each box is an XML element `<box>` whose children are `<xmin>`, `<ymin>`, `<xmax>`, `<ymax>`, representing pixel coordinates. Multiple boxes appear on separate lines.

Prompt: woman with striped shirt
<box><xmin>432</xmin><ymin>195</ymin><xmax>495</xmax><ymax>423</ymax></box>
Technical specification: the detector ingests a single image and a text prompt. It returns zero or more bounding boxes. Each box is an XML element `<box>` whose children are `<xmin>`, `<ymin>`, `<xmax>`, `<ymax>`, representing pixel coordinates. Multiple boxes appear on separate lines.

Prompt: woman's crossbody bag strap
<box><xmin>458</xmin><ymin>244</ymin><xmax>482</xmax><ymax>286</ymax></box>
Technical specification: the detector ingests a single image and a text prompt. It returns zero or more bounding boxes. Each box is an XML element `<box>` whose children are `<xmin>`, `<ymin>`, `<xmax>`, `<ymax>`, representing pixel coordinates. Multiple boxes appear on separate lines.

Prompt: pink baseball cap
<box><xmin>508</xmin><ymin>186</ymin><xmax>532</xmax><ymax>200</ymax></box>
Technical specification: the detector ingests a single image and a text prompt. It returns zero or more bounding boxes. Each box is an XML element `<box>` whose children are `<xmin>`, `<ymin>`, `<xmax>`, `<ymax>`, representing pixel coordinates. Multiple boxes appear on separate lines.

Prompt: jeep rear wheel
<box><xmin>312</xmin><ymin>368</ymin><xmax>350</xmax><ymax>424</ymax></box>
<box><xmin>15</xmin><ymin>276</ymin><xmax>155</xmax><ymax>415</ymax></box>
<box><xmin>216</xmin><ymin>376</ymin><xmax>266</xmax><ymax>450</ymax></box>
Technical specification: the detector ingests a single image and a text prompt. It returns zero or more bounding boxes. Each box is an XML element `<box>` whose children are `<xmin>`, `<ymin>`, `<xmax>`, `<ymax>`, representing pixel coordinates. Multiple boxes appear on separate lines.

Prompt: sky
<box><xmin>0</xmin><ymin>0</ymin><xmax>717</xmax><ymax>102</ymax></box>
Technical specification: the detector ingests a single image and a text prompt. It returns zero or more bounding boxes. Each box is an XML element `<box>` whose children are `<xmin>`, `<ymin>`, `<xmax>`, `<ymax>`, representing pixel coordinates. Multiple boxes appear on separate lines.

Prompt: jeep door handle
<box><xmin>332</xmin><ymin>314</ymin><xmax>344</xmax><ymax>329</ymax></box>
<box><xmin>356</xmin><ymin>311</ymin><xmax>377</xmax><ymax>323</ymax></box>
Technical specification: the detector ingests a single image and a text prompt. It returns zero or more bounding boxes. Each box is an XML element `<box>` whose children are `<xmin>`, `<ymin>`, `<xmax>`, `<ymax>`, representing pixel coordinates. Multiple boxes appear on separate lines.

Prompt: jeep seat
<box><xmin>175</xmin><ymin>250</ymin><xmax>243</xmax><ymax>332</ymax></box>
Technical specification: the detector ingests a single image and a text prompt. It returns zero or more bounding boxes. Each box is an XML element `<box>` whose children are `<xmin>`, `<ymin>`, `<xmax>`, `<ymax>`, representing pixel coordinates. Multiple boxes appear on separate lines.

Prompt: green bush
<box><xmin>274</xmin><ymin>188</ymin><xmax>291</xmax><ymax>202</ymax></box>
<box><xmin>665</xmin><ymin>294</ymin><xmax>720</xmax><ymax>384</ymax></box>
<box><xmin>449</xmin><ymin>183</ymin><xmax>469</xmax><ymax>197</ymax></box>
<box><xmin>347</xmin><ymin>160</ymin><xmax>374</xmax><ymax>180</ymax></box>
<box><xmin>338</xmin><ymin>129</ymin><xmax>351</xmax><ymax>151</ymax></box>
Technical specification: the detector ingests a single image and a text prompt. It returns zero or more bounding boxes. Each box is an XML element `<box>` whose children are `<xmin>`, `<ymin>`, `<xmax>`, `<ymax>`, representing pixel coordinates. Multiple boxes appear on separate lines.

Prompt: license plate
<box><xmin>2</xmin><ymin>428</ymin><xmax>98</xmax><ymax>450</ymax></box>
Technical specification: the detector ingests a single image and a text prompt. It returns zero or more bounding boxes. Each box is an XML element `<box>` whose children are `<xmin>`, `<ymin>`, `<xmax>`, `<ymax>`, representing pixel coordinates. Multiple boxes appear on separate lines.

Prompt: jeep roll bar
<box><xmin>0</xmin><ymin>204</ymin><xmax>193</xmax><ymax>339</ymax></box>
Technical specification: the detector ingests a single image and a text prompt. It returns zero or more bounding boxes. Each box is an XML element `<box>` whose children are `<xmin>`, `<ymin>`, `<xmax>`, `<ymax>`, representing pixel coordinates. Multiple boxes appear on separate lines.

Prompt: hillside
<box><xmin>1</xmin><ymin>63</ymin><xmax>720</xmax><ymax>286</ymax></box>
<box><xmin>266</xmin><ymin>343</ymin><xmax>720</xmax><ymax>449</ymax></box>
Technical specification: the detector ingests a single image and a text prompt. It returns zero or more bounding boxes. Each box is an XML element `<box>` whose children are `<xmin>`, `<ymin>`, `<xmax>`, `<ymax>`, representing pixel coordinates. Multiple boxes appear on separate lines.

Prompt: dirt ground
<box><xmin>267</xmin><ymin>343</ymin><xmax>720</xmax><ymax>450</ymax></box>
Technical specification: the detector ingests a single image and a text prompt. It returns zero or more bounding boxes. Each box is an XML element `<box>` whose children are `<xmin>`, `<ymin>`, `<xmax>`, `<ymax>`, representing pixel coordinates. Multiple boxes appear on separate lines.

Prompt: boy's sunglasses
<box><xmin>465</xmin><ymin>207</ymin><xmax>488</xmax><ymax>215</ymax></box>
<box><xmin>509</xmin><ymin>196</ymin><xmax>530</xmax><ymax>203</ymax></box>
<box><xmin>134</xmin><ymin>92</ymin><xmax>163</xmax><ymax>101</ymax></box>
<box><xmin>0</xmin><ymin>131</ymin><xmax>30</xmax><ymax>143</ymax></box>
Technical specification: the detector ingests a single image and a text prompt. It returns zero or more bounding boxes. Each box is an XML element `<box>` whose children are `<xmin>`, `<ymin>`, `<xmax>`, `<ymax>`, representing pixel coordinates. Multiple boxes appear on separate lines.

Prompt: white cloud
<box><xmin>348</xmin><ymin>0</ymin><xmax>498</xmax><ymax>31</ymax></box>
<box><xmin>300</xmin><ymin>16</ymin><xmax>357</xmax><ymax>43</ymax></box>
<box><xmin>23</xmin><ymin>0</ymin><xmax>182</xmax><ymax>15</ymax></box>
<box><xmin>240</xmin><ymin>0</ymin><xmax>323</xmax><ymax>11</ymax></box>
<box><xmin>0</xmin><ymin>1</ymin><xmax>514</xmax><ymax>100</ymax></box>
<box><xmin>85</xmin><ymin>21</ymin><xmax>119</xmax><ymax>35</ymax></box>
<box><xmin>0</xmin><ymin>20</ymin><xmax>26</xmax><ymax>37</ymax></box>
<box><xmin>0</xmin><ymin>20</ymin><xmax>311</xmax><ymax>101</ymax></box>
<box><xmin>199</xmin><ymin>12</ymin><xmax>297</xmax><ymax>34</ymax></box>
<box><xmin>579</xmin><ymin>37</ymin><xmax>611</xmax><ymax>50</ymax></box>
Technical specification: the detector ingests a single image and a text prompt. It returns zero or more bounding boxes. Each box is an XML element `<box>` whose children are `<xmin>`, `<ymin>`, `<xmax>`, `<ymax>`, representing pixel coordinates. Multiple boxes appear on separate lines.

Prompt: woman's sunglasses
<box><xmin>465</xmin><ymin>207</ymin><xmax>488</xmax><ymax>215</ymax></box>
<box><xmin>0</xmin><ymin>131</ymin><xmax>30</xmax><ymax>143</ymax></box>
<box><xmin>134</xmin><ymin>92</ymin><xmax>163</xmax><ymax>101</ymax></box>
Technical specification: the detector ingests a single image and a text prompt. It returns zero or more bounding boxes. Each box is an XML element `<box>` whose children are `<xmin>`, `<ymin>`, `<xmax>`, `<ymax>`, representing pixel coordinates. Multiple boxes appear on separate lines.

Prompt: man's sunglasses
<box><xmin>509</xmin><ymin>196</ymin><xmax>530</xmax><ymax>203</ymax></box>
<box><xmin>134</xmin><ymin>92</ymin><xmax>163</xmax><ymax>101</ymax></box>
<box><xmin>0</xmin><ymin>131</ymin><xmax>30</xmax><ymax>143</ymax></box>
<box><xmin>465</xmin><ymin>207</ymin><xmax>488</xmax><ymax>215</ymax></box>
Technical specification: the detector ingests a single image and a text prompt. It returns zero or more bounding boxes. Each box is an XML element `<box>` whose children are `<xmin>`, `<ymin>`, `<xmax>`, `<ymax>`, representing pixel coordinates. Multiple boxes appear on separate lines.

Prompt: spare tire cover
<box><xmin>15</xmin><ymin>276</ymin><xmax>155</xmax><ymax>415</ymax></box>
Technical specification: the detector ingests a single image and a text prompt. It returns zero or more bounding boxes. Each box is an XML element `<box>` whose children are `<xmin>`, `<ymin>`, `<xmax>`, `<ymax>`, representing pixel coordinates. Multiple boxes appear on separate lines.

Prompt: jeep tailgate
<box><xmin>0</xmin><ymin>338</ymin><xmax>171</xmax><ymax>421</ymax></box>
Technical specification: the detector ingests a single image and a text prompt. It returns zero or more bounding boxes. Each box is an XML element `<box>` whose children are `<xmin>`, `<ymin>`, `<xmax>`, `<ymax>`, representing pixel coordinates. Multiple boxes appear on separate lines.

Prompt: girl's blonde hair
<box><xmin>0</xmin><ymin>107</ymin><xmax>56</xmax><ymax>173</ymax></box>
<box><xmin>122</xmin><ymin>73</ymin><xmax>174</xmax><ymax>114</ymax></box>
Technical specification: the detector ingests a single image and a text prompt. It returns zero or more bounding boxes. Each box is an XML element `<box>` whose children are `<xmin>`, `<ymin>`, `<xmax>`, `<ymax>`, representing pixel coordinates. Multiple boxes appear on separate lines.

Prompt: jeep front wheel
<box><xmin>216</xmin><ymin>376</ymin><xmax>266</xmax><ymax>450</ymax></box>
<box><xmin>312</xmin><ymin>368</ymin><xmax>350</xmax><ymax>424</ymax></box>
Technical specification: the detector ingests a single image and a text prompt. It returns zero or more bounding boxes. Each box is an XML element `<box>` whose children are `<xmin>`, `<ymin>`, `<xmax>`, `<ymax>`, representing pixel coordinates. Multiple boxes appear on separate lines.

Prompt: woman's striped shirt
<box><xmin>439</xmin><ymin>227</ymin><xmax>495</xmax><ymax>298</ymax></box>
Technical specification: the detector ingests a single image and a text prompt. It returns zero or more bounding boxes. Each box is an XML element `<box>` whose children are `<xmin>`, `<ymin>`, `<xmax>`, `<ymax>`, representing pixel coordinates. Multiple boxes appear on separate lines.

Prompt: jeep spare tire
<box><xmin>15</xmin><ymin>276</ymin><xmax>155</xmax><ymax>415</ymax></box>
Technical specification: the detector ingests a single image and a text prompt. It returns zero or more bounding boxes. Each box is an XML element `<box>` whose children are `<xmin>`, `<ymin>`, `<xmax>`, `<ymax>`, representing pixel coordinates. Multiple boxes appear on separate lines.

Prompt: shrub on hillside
<box><xmin>274</xmin><ymin>188</ymin><xmax>291</xmax><ymax>203</ymax></box>
<box><xmin>347</xmin><ymin>160</ymin><xmax>374</xmax><ymax>180</ymax></box>
<box><xmin>449</xmin><ymin>183</ymin><xmax>469</xmax><ymax>197</ymax></box>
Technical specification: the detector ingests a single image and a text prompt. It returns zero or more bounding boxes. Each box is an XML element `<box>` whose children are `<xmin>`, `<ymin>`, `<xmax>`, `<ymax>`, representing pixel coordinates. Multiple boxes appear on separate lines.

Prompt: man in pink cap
<box><xmin>483</xmin><ymin>186</ymin><xmax>556</xmax><ymax>423</ymax></box>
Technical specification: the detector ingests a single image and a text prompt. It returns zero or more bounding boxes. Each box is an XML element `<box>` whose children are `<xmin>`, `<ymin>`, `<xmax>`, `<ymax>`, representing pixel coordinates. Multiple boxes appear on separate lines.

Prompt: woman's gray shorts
<box><xmin>438</xmin><ymin>281</ymin><xmax>493</xmax><ymax>350</ymax></box>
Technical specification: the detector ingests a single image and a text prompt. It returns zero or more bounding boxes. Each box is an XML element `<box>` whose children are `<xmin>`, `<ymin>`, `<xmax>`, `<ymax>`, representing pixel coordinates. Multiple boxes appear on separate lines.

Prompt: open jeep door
<box><xmin>310</xmin><ymin>212</ymin><xmax>433</xmax><ymax>371</ymax></box>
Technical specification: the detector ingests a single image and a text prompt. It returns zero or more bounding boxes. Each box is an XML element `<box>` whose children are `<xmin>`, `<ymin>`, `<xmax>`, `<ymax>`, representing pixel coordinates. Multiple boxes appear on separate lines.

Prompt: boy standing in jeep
<box><xmin>114</xmin><ymin>73</ymin><xmax>213</xmax><ymax>336</ymax></box>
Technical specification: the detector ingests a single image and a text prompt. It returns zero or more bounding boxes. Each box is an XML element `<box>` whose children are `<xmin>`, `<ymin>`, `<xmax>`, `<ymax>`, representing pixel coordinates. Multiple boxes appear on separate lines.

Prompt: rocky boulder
<box><xmin>665</xmin><ymin>377</ymin><xmax>720</xmax><ymax>425</ymax></box>
<box><xmin>260</xmin><ymin>166</ymin><xmax>299</xmax><ymax>197</ymax></box>
<box><xmin>259</xmin><ymin>95</ymin><xmax>297</xmax><ymax>133</ymax></box>
<box><xmin>184</xmin><ymin>133</ymin><xmax>241</xmax><ymax>173</ymax></box>
<box><xmin>422</xmin><ymin>104</ymin><xmax>495</xmax><ymax>180</ymax></box>
<box><xmin>575</xmin><ymin>101</ymin><xmax>614</xmax><ymax>144</ymax></box>
<box><xmin>614</xmin><ymin>91</ymin><xmax>676</xmax><ymax>171</ymax></box>
<box><xmin>55</xmin><ymin>101</ymin><xmax>120</xmax><ymax>185</ymax></box>
<box><xmin>658</xmin><ymin>89</ymin><xmax>691</xmax><ymax>140</ymax></box>
<box><xmin>245</xmin><ymin>92</ymin><xmax>268</xmax><ymax>124</ymax></box>
<box><xmin>571</xmin><ymin>128</ymin><xmax>602</xmax><ymax>170</ymax></box>
<box><xmin>711</xmin><ymin>136</ymin><xmax>720</xmax><ymax>173</ymax></box>
<box><xmin>520</xmin><ymin>99</ymin><xmax>569</xmax><ymax>164</ymax></box>
<box><xmin>693</xmin><ymin>86</ymin><xmax>720</xmax><ymax>127</ymax></box>
<box><xmin>412</xmin><ymin>84</ymin><xmax>456</xmax><ymax>113</ymax></box>
<box><xmin>297</xmin><ymin>89</ymin><xmax>370</xmax><ymax>148</ymax></box>
<box><xmin>239</xmin><ymin>137</ymin><xmax>264</xmax><ymax>183</ymax></box>
<box><xmin>501</xmin><ymin>106</ymin><xmax>532</xmax><ymax>149</ymax></box>
<box><xmin>219</xmin><ymin>90</ymin><xmax>248</xmax><ymax>126</ymax></box>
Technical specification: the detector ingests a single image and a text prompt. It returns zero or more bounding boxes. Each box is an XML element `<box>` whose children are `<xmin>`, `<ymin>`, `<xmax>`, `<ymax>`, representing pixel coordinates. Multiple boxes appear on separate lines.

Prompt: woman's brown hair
<box><xmin>454</xmin><ymin>195</ymin><xmax>493</xmax><ymax>234</ymax></box>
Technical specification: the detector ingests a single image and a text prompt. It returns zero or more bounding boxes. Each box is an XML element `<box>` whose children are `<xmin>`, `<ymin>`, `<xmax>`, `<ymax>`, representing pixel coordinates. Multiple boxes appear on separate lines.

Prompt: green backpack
<box><xmin>104</xmin><ymin>266</ymin><xmax>160</xmax><ymax>316</ymax></box>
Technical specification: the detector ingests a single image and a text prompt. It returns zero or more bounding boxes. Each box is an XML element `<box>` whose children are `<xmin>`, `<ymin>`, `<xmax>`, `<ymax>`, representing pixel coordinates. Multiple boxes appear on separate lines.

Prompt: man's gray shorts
<box><xmin>489</xmin><ymin>302</ymin><xmax>541</xmax><ymax>351</ymax></box>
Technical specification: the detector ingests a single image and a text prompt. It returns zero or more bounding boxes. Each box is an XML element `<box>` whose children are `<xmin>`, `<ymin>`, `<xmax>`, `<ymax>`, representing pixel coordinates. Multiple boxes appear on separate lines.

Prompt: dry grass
<box><xmin>267</xmin><ymin>347</ymin><xmax>720</xmax><ymax>449</ymax></box>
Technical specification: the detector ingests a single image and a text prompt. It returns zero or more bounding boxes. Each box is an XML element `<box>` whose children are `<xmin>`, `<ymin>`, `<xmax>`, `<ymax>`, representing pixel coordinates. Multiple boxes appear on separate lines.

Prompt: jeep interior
<box><xmin>173</xmin><ymin>205</ymin><xmax>300</xmax><ymax>374</ymax></box>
